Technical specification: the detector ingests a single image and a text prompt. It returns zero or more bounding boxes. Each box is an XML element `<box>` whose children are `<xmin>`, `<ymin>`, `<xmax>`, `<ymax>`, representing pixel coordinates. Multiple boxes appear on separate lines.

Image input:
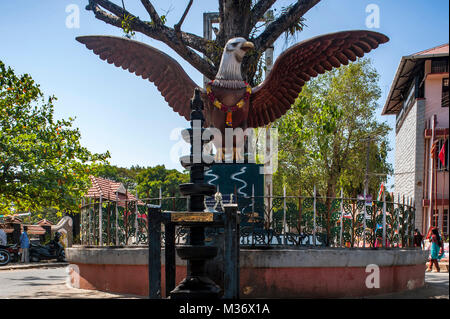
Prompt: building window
<box><xmin>432</xmin><ymin>59</ymin><xmax>449</xmax><ymax>73</ymax></box>
<box><xmin>437</xmin><ymin>138</ymin><xmax>449</xmax><ymax>171</ymax></box>
<box><xmin>443</xmin><ymin>78</ymin><xmax>449</xmax><ymax>108</ymax></box>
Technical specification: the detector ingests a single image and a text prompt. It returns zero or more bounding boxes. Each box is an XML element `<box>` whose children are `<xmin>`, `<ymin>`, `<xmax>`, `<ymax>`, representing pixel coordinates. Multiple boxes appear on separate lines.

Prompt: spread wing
<box><xmin>248</xmin><ymin>30</ymin><xmax>389</xmax><ymax>128</ymax></box>
<box><xmin>76</xmin><ymin>35</ymin><xmax>200</xmax><ymax>121</ymax></box>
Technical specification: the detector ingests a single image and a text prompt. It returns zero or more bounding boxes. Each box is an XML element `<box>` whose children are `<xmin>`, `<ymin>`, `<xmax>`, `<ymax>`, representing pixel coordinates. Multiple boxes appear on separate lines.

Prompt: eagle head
<box><xmin>215</xmin><ymin>38</ymin><xmax>254</xmax><ymax>86</ymax></box>
<box><xmin>225</xmin><ymin>37</ymin><xmax>255</xmax><ymax>62</ymax></box>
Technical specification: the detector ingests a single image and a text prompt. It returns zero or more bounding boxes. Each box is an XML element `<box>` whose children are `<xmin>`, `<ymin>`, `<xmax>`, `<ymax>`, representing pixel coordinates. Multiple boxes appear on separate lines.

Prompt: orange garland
<box><xmin>206</xmin><ymin>80</ymin><xmax>251</xmax><ymax>127</ymax></box>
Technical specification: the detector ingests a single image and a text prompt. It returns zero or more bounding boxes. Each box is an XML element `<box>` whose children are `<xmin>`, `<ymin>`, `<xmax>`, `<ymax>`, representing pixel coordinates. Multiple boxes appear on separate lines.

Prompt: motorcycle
<box><xmin>30</xmin><ymin>232</ymin><xmax>65</xmax><ymax>262</ymax></box>
<box><xmin>0</xmin><ymin>246</ymin><xmax>11</xmax><ymax>266</ymax></box>
<box><xmin>0</xmin><ymin>244</ymin><xmax>20</xmax><ymax>266</ymax></box>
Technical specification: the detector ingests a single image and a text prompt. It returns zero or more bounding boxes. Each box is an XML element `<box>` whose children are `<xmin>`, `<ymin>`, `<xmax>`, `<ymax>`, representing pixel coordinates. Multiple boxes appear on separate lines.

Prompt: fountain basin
<box><xmin>66</xmin><ymin>246</ymin><xmax>428</xmax><ymax>298</ymax></box>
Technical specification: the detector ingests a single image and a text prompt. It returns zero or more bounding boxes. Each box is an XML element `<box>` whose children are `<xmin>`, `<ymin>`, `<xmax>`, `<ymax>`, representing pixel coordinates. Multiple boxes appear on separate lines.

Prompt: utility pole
<box><xmin>263</xmin><ymin>10</ymin><xmax>274</xmax><ymax>224</ymax></box>
<box><xmin>363</xmin><ymin>137</ymin><xmax>373</xmax><ymax>248</ymax></box>
<box><xmin>364</xmin><ymin>138</ymin><xmax>371</xmax><ymax>196</ymax></box>
<box><xmin>202</xmin><ymin>12</ymin><xmax>220</xmax><ymax>87</ymax></box>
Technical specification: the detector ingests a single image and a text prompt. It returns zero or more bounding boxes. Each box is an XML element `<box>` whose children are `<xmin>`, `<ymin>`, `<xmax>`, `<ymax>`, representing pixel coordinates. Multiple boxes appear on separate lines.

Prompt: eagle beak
<box><xmin>241</xmin><ymin>41</ymin><xmax>254</xmax><ymax>52</ymax></box>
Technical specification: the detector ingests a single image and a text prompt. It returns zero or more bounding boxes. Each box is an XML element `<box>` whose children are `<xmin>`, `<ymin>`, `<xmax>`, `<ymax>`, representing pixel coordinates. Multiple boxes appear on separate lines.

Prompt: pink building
<box><xmin>383</xmin><ymin>44</ymin><xmax>449</xmax><ymax>237</ymax></box>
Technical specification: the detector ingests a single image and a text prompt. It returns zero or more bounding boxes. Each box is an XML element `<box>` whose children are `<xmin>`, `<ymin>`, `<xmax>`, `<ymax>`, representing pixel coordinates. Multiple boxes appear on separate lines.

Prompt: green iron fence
<box><xmin>79</xmin><ymin>192</ymin><xmax>415</xmax><ymax>249</ymax></box>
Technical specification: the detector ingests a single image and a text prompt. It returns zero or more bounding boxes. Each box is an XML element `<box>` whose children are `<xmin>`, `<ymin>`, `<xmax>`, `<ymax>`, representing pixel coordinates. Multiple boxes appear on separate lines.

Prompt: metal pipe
<box><xmin>382</xmin><ymin>190</ymin><xmax>387</xmax><ymax>247</ymax></box>
<box><xmin>99</xmin><ymin>194</ymin><xmax>103</xmax><ymax>246</ymax></box>
<box><xmin>397</xmin><ymin>193</ymin><xmax>401</xmax><ymax>247</ymax></box>
<box><xmin>88</xmin><ymin>197</ymin><xmax>92</xmax><ymax>246</ymax></box>
<box><xmin>135</xmin><ymin>191</ymin><xmax>139</xmax><ymax>243</ymax></box>
<box><xmin>363</xmin><ymin>190</ymin><xmax>366</xmax><ymax>248</ymax></box>
<box><xmin>339</xmin><ymin>189</ymin><xmax>344</xmax><ymax>247</ymax></box>
<box><xmin>115</xmin><ymin>192</ymin><xmax>119</xmax><ymax>246</ymax></box>
<box><xmin>283</xmin><ymin>185</ymin><xmax>287</xmax><ymax>244</ymax></box>
<box><xmin>313</xmin><ymin>185</ymin><xmax>316</xmax><ymax>246</ymax></box>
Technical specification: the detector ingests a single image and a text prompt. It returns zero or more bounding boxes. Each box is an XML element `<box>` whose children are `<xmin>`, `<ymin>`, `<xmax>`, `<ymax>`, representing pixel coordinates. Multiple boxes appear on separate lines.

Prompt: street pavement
<box><xmin>0</xmin><ymin>267</ymin><xmax>448</xmax><ymax>299</ymax></box>
<box><xmin>366</xmin><ymin>272</ymin><xmax>449</xmax><ymax>299</ymax></box>
<box><xmin>0</xmin><ymin>267</ymin><xmax>140</xmax><ymax>299</ymax></box>
<box><xmin>0</xmin><ymin>262</ymin><xmax>68</xmax><ymax>271</ymax></box>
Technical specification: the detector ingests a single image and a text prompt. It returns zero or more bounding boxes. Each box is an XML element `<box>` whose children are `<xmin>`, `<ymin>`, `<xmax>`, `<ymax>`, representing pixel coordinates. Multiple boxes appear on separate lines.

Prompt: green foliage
<box><xmin>27</xmin><ymin>208</ymin><xmax>61</xmax><ymax>225</ymax></box>
<box><xmin>135</xmin><ymin>165</ymin><xmax>189</xmax><ymax>199</ymax></box>
<box><xmin>95</xmin><ymin>164</ymin><xmax>145</xmax><ymax>191</ymax></box>
<box><xmin>122</xmin><ymin>14</ymin><xmax>136</xmax><ymax>38</ymax></box>
<box><xmin>0</xmin><ymin>60</ymin><xmax>110</xmax><ymax>215</ymax></box>
<box><xmin>273</xmin><ymin>58</ymin><xmax>392</xmax><ymax>199</ymax></box>
<box><xmin>93</xmin><ymin>163</ymin><xmax>189</xmax><ymax>200</ymax></box>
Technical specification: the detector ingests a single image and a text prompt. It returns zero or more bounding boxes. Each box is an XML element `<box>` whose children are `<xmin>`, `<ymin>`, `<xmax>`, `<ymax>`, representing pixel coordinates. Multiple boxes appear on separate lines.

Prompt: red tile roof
<box><xmin>85</xmin><ymin>176</ymin><xmax>144</xmax><ymax>206</ymax></box>
<box><xmin>2</xmin><ymin>225</ymin><xmax>47</xmax><ymax>235</ymax></box>
<box><xmin>37</xmin><ymin>219</ymin><xmax>53</xmax><ymax>226</ymax></box>
<box><xmin>23</xmin><ymin>225</ymin><xmax>46</xmax><ymax>235</ymax></box>
<box><xmin>413</xmin><ymin>43</ymin><xmax>449</xmax><ymax>56</ymax></box>
<box><xmin>3</xmin><ymin>216</ymin><xmax>22</xmax><ymax>223</ymax></box>
<box><xmin>86</xmin><ymin>176</ymin><xmax>124</xmax><ymax>200</ymax></box>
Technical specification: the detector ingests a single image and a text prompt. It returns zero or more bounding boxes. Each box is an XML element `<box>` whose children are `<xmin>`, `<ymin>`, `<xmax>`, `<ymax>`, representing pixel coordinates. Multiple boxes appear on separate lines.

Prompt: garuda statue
<box><xmin>77</xmin><ymin>30</ymin><xmax>388</xmax><ymax>159</ymax></box>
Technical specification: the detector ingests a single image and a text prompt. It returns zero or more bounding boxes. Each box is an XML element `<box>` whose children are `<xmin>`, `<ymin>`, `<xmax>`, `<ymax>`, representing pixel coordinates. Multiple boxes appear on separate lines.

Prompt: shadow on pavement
<box><xmin>366</xmin><ymin>272</ymin><xmax>449</xmax><ymax>299</ymax></box>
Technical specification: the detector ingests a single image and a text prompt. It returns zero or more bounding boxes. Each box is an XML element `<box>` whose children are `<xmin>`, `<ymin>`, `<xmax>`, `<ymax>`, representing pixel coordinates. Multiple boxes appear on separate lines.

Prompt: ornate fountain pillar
<box><xmin>170</xmin><ymin>88</ymin><xmax>220</xmax><ymax>299</ymax></box>
<box><xmin>147</xmin><ymin>89</ymin><xmax>240</xmax><ymax>299</ymax></box>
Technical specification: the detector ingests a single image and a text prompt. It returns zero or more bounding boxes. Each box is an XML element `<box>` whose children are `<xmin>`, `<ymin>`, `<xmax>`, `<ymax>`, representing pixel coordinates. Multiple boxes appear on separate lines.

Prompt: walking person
<box><xmin>413</xmin><ymin>229</ymin><xmax>424</xmax><ymax>249</ymax></box>
<box><xmin>19</xmin><ymin>226</ymin><xmax>30</xmax><ymax>263</ymax></box>
<box><xmin>426</xmin><ymin>227</ymin><xmax>444</xmax><ymax>272</ymax></box>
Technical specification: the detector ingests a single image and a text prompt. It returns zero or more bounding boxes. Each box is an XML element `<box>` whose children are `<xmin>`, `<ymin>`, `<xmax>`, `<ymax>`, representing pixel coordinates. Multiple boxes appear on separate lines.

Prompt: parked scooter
<box><xmin>0</xmin><ymin>243</ymin><xmax>20</xmax><ymax>266</ymax></box>
<box><xmin>0</xmin><ymin>246</ymin><xmax>11</xmax><ymax>266</ymax></box>
<box><xmin>30</xmin><ymin>232</ymin><xmax>65</xmax><ymax>262</ymax></box>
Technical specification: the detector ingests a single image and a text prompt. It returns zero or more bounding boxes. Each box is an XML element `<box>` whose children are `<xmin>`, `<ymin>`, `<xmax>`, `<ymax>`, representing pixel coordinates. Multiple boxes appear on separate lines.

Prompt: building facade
<box><xmin>382</xmin><ymin>44</ymin><xmax>449</xmax><ymax>237</ymax></box>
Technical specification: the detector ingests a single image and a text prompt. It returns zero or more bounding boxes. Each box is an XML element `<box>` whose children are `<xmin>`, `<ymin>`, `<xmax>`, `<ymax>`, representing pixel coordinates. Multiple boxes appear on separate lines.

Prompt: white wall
<box><xmin>395</xmin><ymin>99</ymin><xmax>425</xmax><ymax>231</ymax></box>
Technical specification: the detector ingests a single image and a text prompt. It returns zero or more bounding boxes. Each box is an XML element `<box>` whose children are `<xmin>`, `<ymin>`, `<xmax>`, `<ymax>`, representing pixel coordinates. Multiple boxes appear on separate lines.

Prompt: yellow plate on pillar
<box><xmin>170</xmin><ymin>212</ymin><xmax>214</xmax><ymax>222</ymax></box>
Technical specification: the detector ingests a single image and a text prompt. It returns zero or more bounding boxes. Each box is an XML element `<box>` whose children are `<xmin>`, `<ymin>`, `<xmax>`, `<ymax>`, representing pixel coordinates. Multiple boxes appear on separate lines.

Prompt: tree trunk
<box><xmin>220</xmin><ymin>0</ymin><xmax>252</xmax><ymax>41</ymax></box>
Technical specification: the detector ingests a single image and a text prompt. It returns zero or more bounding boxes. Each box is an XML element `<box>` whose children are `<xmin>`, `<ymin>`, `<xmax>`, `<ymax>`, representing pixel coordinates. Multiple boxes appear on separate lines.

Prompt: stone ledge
<box><xmin>239</xmin><ymin>248</ymin><xmax>428</xmax><ymax>268</ymax></box>
<box><xmin>66</xmin><ymin>246</ymin><xmax>428</xmax><ymax>268</ymax></box>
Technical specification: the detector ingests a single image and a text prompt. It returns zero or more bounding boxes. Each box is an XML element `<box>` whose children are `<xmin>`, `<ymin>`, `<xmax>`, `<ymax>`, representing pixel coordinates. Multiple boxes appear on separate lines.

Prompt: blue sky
<box><xmin>0</xmin><ymin>0</ymin><xmax>449</xmax><ymax>191</ymax></box>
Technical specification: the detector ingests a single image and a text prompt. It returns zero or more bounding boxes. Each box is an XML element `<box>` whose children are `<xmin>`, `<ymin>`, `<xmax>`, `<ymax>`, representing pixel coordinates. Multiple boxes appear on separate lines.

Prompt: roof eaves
<box><xmin>381</xmin><ymin>52</ymin><xmax>449</xmax><ymax>115</ymax></box>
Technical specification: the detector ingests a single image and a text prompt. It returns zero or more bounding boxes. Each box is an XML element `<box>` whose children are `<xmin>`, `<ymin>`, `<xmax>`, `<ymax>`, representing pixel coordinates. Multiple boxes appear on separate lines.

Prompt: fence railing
<box><xmin>79</xmin><ymin>192</ymin><xmax>416</xmax><ymax>249</ymax></box>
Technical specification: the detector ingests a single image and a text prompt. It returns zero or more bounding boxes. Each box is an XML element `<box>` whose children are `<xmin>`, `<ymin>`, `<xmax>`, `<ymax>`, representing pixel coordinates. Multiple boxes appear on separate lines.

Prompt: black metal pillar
<box><xmin>223</xmin><ymin>204</ymin><xmax>240</xmax><ymax>299</ymax></box>
<box><xmin>164</xmin><ymin>222</ymin><xmax>176</xmax><ymax>297</ymax></box>
<box><xmin>148</xmin><ymin>204</ymin><xmax>162</xmax><ymax>299</ymax></box>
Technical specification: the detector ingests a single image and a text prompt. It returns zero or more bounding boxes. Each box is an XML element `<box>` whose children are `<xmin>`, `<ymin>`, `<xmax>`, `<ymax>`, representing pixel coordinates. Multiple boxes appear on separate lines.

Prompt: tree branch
<box><xmin>249</xmin><ymin>0</ymin><xmax>276</xmax><ymax>31</ymax></box>
<box><xmin>88</xmin><ymin>0</ymin><xmax>129</xmax><ymax>20</ymax></box>
<box><xmin>87</xmin><ymin>1</ymin><xmax>123</xmax><ymax>29</ymax></box>
<box><xmin>140</xmin><ymin>0</ymin><xmax>163</xmax><ymax>25</ymax></box>
<box><xmin>254</xmin><ymin>0</ymin><xmax>320</xmax><ymax>52</ymax></box>
<box><xmin>88</xmin><ymin>0</ymin><xmax>210</xmax><ymax>55</ymax></box>
<box><xmin>174</xmin><ymin>0</ymin><xmax>193</xmax><ymax>34</ymax></box>
<box><xmin>86</xmin><ymin>0</ymin><xmax>217</xmax><ymax>80</ymax></box>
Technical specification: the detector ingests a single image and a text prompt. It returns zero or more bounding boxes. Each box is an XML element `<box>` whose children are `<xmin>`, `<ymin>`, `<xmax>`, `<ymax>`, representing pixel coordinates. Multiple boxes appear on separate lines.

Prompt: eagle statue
<box><xmin>76</xmin><ymin>30</ymin><xmax>388</xmax><ymax>160</ymax></box>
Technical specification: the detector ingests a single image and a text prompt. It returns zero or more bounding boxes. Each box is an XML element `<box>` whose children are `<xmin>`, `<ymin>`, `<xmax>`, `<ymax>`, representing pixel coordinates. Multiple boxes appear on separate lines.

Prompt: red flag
<box><xmin>377</xmin><ymin>183</ymin><xmax>384</xmax><ymax>201</ymax></box>
<box><xmin>438</xmin><ymin>141</ymin><xmax>446</xmax><ymax>166</ymax></box>
<box><xmin>431</xmin><ymin>141</ymin><xmax>438</xmax><ymax>158</ymax></box>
